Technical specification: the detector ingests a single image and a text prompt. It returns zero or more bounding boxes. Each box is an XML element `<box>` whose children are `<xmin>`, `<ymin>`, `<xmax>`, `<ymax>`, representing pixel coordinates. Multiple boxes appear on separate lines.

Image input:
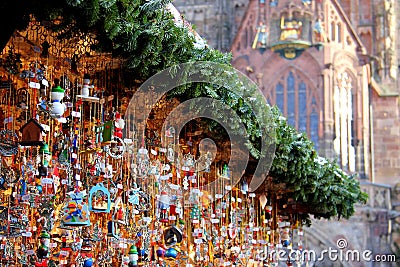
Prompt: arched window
<box><xmin>336</xmin><ymin>23</ymin><xmax>341</xmax><ymax>43</ymax></box>
<box><xmin>276</xmin><ymin>82</ymin><xmax>284</xmax><ymax>111</ymax></box>
<box><xmin>333</xmin><ymin>71</ymin><xmax>356</xmax><ymax>172</ymax></box>
<box><xmin>298</xmin><ymin>81</ymin><xmax>307</xmax><ymax>133</ymax></box>
<box><xmin>287</xmin><ymin>72</ymin><xmax>295</xmax><ymax>126</ymax></box>
<box><xmin>271</xmin><ymin>70</ymin><xmax>320</xmax><ymax>149</ymax></box>
<box><xmin>330</xmin><ymin>21</ymin><xmax>335</xmax><ymax>41</ymax></box>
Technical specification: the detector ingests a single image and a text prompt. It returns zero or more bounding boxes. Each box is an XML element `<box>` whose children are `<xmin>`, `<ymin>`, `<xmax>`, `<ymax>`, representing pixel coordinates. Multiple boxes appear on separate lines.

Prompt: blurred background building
<box><xmin>174</xmin><ymin>0</ymin><xmax>400</xmax><ymax>265</ymax></box>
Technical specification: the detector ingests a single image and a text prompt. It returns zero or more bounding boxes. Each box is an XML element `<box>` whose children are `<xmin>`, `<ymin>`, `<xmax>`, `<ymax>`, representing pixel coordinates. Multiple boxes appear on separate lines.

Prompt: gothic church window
<box><xmin>268</xmin><ymin>70</ymin><xmax>320</xmax><ymax>149</ymax></box>
<box><xmin>333</xmin><ymin>71</ymin><xmax>356</xmax><ymax>172</ymax></box>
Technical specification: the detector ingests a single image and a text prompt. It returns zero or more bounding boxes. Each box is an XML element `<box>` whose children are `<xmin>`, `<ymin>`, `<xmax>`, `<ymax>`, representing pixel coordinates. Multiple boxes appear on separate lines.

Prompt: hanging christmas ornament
<box><xmin>136</xmin><ymin>147</ymin><xmax>150</xmax><ymax>177</ymax></box>
<box><xmin>128</xmin><ymin>187</ymin><xmax>140</xmax><ymax>206</ymax></box>
<box><xmin>190</xmin><ymin>204</ymin><xmax>201</xmax><ymax>220</ymax></box>
<box><xmin>281</xmin><ymin>227</ymin><xmax>290</xmax><ymax>247</ymax></box>
<box><xmin>163</xmin><ymin>225</ymin><xmax>183</xmax><ymax>247</ymax></box>
<box><xmin>19</xmin><ymin>119</ymin><xmax>46</xmax><ymax>146</ymax></box>
<box><xmin>164</xmin><ymin>247</ymin><xmax>178</xmax><ymax>259</ymax></box>
<box><xmin>182</xmin><ymin>153</ymin><xmax>195</xmax><ymax>176</ymax></box>
<box><xmin>221</xmin><ymin>163</ymin><xmax>230</xmax><ymax>178</ymax></box>
<box><xmin>259</xmin><ymin>194</ymin><xmax>268</xmax><ymax>209</ymax></box>
<box><xmin>228</xmin><ymin>223</ymin><xmax>238</xmax><ymax>239</ymax></box>
<box><xmin>0</xmin><ymin>129</ymin><xmax>19</xmax><ymax>156</ymax></box>
<box><xmin>81</xmin><ymin>75</ymin><xmax>93</xmax><ymax>97</ymax></box>
<box><xmin>107</xmin><ymin>219</ymin><xmax>119</xmax><ymax>239</ymax></box>
<box><xmin>102</xmin><ymin>120</ymin><xmax>114</xmax><ymax>143</ymax></box>
<box><xmin>81</xmin><ymin>238</ymin><xmax>94</xmax><ymax>267</ymax></box>
<box><xmin>241</xmin><ymin>179</ymin><xmax>249</xmax><ymax>194</ymax></box>
<box><xmin>36</xmin><ymin>230</ymin><xmax>51</xmax><ymax>266</ymax></box>
<box><xmin>40</xmin><ymin>142</ymin><xmax>51</xmax><ymax>157</ymax></box>
<box><xmin>104</xmin><ymin>136</ymin><xmax>126</xmax><ymax>159</ymax></box>
<box><xmin>50</xmin><ymin>85</ymin><xmax>66</xmax><ymax>118</ymax></box>
<box><xmin>167</xmin><ymin>145</ymin><xmax>175</xmax><ymax>163</ymax></box>
<box><xmin>165</xmin><ymin>126</ymin><xmax>175</xmax><ymax>138</ymax></box>
<box><xmin>158</xmin><ymin>191</ymin><xmax>170</xmax><ymax>223</ymax></box>
<box><xmin>121</xmin><ymin>255</ymin><xmax>130</xmax><ymax>267</ymax></box>
<box><xmin>88</xmin><ymin>183</ymin><xmax>111</xmax><ymax>212</ymax></box>
<box><xmin>61</xmin><ymin>191</ymin><xmax>90</xmax><ymax>227</ymax></box>
<box><xmin>265</xmin><ymin>204</ymin><xmax>273</xmax><ymax>220</ymax></box>
<box><xmin>128</xmin><ymin>245</ymin><xmax>139</xmax><ymax>267</ymax></box>
<box><xmin>114</xmin><ymin>112</ymin><xmax>124</xmax><ymax>139</ymax></box>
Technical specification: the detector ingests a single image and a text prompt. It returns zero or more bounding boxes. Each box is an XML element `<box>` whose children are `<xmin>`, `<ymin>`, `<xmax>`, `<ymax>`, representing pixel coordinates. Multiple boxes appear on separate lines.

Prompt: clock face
<box><xmin>0</xmin><ymin>130</ymin><xmax>19</xmax><ymax>156</ymax></box>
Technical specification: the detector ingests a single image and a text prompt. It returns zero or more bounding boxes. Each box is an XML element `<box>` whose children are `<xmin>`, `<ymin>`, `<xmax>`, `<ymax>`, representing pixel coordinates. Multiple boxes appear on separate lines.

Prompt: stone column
<box><xmin>321</xmin><ymin>65</ymin><xmax>335</xmax><ymax>159</ymax></box>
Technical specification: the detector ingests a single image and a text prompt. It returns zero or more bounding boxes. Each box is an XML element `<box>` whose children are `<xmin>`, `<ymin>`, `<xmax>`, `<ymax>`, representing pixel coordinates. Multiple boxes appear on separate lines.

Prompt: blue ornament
<box><xmin>156</xmin><ymin>248</ymin><xmax>165</xmax><ymax>257</ymax></box>
<box><xmin>165</xmin><ymin>247</ymin><xmax>178</xmax><ymax>258</ymax></box>
<box><xmin>282</xmin><ymin>240</ymin><xmax>290</xmax><ymax>247</ymax></box>
<box><xmin>138</xmin><ymin>249</ymin><xmax>146</xmax><ymax>256</ymax></box>
<box><xmin>83</xmin><ymin>258</ymin><xmax>93</xmax><ymax>267</ymax></box>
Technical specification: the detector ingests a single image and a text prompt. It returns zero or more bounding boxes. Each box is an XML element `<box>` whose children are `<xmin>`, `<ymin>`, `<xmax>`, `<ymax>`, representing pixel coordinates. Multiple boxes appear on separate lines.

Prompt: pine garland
<box><xmin>4</xmin><ymin>0</ymin><xmax>368</xmax><ymax>221</ymax></box>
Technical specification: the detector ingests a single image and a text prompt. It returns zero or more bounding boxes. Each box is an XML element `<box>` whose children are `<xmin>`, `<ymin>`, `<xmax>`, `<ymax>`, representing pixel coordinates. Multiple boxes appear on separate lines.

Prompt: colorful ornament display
<box><xmin>0</xmin><ymin>24</ymin><xmax>313</xmax><ymax>267</ymax></box>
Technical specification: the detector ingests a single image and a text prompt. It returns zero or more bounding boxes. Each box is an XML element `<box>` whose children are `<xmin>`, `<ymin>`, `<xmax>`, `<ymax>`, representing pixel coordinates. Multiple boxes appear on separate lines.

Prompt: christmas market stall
<box><xmin>0</xmin><ymin>1</ymin><xmax>367</xmax><ymax>266</ymax></box>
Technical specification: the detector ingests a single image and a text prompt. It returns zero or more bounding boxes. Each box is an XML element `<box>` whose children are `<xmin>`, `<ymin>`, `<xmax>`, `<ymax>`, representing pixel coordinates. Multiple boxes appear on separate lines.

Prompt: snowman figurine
<box><xmin>128</xmin><ymin>245</ymin><xmax>139</xmax><ymax>267</ymax></box>
<box><xmin>81</xmin><ymin>75</ymin><xmax>93</xmax><ymax>97</ymax></box>
<box><xmin>50</xmin><ymin>85</ymin><xmax>66</xmax><ymax>118</ymax></box>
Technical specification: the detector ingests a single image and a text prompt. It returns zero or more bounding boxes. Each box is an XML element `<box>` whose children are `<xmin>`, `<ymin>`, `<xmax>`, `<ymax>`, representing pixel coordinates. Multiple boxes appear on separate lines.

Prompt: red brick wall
<box><xmin>371</xmin><ymin>90</ymin><xmax>400</xmax><ymax>186</ymax></box>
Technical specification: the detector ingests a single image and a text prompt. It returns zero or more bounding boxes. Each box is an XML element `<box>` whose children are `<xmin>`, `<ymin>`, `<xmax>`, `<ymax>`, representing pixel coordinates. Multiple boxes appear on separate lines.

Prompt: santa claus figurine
<box><xmin>114</xmin><ymin>112</ymin><xmax>125</xmax><ymax>138</ymax></box>
<box><xmin>158</xmin><ymin>191</ymin><xmax>170</xmax><ymax>223</ymax></box>
<box><xmin>81</xmin><ymin>238</ymin><xmax>94</xmax><ymax>267</ymax></box>
<box><xmin>121</xmin><ymin>255</ymin><xmax>130</xmax><ymax>267</ymax></box>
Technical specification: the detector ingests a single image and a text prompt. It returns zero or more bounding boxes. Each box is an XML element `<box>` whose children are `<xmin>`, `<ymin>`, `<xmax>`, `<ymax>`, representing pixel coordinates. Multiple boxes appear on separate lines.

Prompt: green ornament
<box><xmin>51</xmin><ymin>85</ymin><xmax>65</xmax><ymax>93</ymax></box>
<box><xmin>40</xmin><ymin>230</ymin><xmax>50</xmax><ymax>239</ymax></box>
<box><xmin>129</xmin><ymin>245</ymin><xmax>138</xmax><ymax>254</ymax></box>
<box><xmin>40</xmin><ymin>143</ymin><xmax>51</xmax><ymax>155</ymax></box>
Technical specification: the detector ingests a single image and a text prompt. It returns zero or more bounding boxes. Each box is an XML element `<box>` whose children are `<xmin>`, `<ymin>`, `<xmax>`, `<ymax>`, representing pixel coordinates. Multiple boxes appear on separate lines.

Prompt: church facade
<box><xmin>175</xmin><ymin>0</ymin><xmax>400</xmax><ymax>265</ymax></box>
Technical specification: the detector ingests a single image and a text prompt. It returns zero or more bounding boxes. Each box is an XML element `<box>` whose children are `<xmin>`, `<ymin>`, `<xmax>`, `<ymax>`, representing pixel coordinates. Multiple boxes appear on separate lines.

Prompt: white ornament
<box><xmin>50</xmin><ymin>101</ymin><xmax>66</xmax><ymax>118</ymax></box>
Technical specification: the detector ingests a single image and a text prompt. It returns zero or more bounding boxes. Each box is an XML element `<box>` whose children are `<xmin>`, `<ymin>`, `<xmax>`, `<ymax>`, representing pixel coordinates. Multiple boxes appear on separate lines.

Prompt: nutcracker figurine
<box><xmin>35</xmin><ymin>230</ymin><xmax>51</xmax><ymax>267</ymax></box>
<box><xmin>158</xmin><ymin>191</ymin><xmax>170</xmax><ymax>223</ymax></box>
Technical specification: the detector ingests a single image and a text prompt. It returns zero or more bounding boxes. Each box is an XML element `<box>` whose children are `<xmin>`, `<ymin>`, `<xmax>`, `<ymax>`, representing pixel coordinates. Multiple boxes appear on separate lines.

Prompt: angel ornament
<box><xmin>182</xmin><ymin>176</ymin><xmax>189</xmax><ymax>190</ymax></box>
<box><xmin>195</xmin><ymin>151</ymin><xmax>212</xmax><ymax>173</ymax></box>
<box><xmin>183</xmin><ymin>153</ymin><xmax>195</xmax><ymax>168</ymax></box>
<box><xmin>167</xmin><ymin>146</ymin><xmax>175</xmax><ymax>163</ymax></box>
<box><xmin>136</xmin><ymin>148</ymin><xmax>150</xmax><ymax>178</ymax></box>
<box><xmin>148</xmin><ymin>159</ymin><xmax>160</xmax><ymax>176</ymax></box>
